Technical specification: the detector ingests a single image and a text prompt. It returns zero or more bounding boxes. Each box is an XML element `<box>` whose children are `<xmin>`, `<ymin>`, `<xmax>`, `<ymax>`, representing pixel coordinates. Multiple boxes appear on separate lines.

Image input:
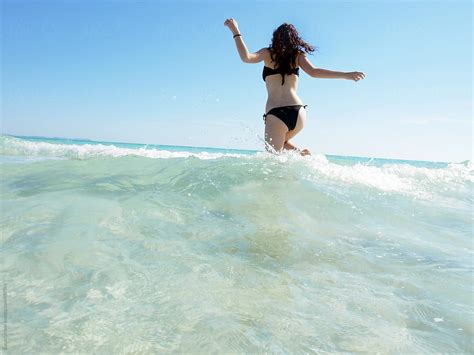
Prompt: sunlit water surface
<box><xmin>1</xmin><ymin>135</ymin><xmax>472</xmax><ymax>353</ymax></box>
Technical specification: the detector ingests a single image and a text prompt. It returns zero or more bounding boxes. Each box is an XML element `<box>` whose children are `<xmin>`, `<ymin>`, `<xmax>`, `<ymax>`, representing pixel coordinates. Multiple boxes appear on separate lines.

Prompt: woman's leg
<box><xmin>284</xmin><ymin>107</ymin><xmax>311</xmax><ymax>155</ymax></box>
<box><xmin>285</xmin><ymin>106</ymin><xmax>306</xmax><ymax>142</ymax></box>
<box><xmin>264</xmin><ymin>114</ymin><xmax>288</xmax><ymax>153</ymax></box>
<box><xmin>283</xmin><ymin>140</ymin><xmax>311</xmax><ymax>156</ymax></box>
<box><xmin>283</xmin><ymin>140</ymin><xmax>299</xmax><ymax>151</ymax></box>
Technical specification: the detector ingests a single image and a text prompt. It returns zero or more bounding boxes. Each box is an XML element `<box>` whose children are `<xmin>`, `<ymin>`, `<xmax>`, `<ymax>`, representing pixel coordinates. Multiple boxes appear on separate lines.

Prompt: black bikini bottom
<box><xmin>263</xmin><ymin>105</ymin><xmax>308</xmax><ymax>131</ymax></box>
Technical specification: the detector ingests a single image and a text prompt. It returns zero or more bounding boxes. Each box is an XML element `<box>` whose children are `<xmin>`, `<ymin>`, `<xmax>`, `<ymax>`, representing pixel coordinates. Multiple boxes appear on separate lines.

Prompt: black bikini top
<box><xmin>262</xmin><ymin>66</ymin><xmax>300</xmax><ymax>85</ymax></box>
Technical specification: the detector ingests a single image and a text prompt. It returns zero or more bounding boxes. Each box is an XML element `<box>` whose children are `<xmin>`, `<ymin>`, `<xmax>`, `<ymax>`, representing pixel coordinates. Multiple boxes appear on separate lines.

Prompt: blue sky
<box><xmin>1</xmin><ymin>0</ymin><xmax>472</xmax><ymax>162</ymax></box>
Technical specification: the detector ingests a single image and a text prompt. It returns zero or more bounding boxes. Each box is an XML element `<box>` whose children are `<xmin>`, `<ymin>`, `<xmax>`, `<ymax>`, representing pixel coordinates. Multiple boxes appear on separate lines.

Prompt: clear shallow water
<box><xmin>0</xmin><ymin>134</ymin><xmax>472</xmax><ymax>353</ymax></box>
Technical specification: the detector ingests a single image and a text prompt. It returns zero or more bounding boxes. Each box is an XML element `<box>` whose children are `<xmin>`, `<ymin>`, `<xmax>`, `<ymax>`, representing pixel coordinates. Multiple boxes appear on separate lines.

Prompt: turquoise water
<box><xmin>1</xmin><ymin>134</ymin><xmax>472</xmax><ymax>353</ymax></box>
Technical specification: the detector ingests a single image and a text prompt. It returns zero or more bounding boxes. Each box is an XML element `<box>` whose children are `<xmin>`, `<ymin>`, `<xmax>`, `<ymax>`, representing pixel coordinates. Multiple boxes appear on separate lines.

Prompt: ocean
<box><xmin>0</xmin><ymin>134</ymin><xmax>472</xmax><ymax>353</ymax></box>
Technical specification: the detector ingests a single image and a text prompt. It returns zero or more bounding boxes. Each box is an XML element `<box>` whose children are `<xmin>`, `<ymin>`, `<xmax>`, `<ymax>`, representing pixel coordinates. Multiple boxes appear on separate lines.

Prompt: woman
<box><xmin>224</xmin><ymin>19</ymin><xmax>365</xmax><ymax>156</ymax></box>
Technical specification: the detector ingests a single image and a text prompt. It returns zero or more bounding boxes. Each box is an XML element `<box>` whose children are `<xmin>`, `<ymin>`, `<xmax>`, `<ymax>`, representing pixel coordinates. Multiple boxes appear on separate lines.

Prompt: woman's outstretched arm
<box><xmin>298</xmin><ymin>52</ymin><xmax>365</xmax><ymax>81</ymax></box>
<box><xmin>224</xmin><ymin>18</ymin><xmax>267</xmax><ymax>63</ymax></box>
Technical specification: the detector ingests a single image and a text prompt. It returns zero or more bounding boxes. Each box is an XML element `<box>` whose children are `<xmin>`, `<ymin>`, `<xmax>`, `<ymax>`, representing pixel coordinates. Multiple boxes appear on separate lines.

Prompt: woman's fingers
<box><xmin>351</xmin><ymin>71</ymin><xmax>365</xmax><ymax>81</ymax></box>
<box><xmin>224</xmin><ymin>18</ymin><xmax>237</xmax><ymax>26</ymax></box>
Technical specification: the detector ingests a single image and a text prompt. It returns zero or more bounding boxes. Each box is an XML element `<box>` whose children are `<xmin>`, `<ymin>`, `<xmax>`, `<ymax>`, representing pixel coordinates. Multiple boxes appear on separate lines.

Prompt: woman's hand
<box><xmin>344</xmin><ymin>71</ymin><xmax>365</xmax><ymax>81</ymax></box>
<box><xmin>224</xmin><ymin>18</ymin><xmax>240</xmax><ymax>35</ymax></box>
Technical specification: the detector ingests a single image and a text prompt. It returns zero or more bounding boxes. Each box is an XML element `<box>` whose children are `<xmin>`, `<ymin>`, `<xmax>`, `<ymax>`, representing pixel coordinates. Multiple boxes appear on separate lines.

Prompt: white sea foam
<box><xmin>0</xmin><ymin>136</ymin><xmax>246</xmax><ymax>160</ymax></box>
<box><xmin>304</xmin><ymin>158</ymin><xmax>473</xmax><ymax>195</ymax></box>
<box><xmin>1</xmin><ymin>135</ymin><xmax>472</xmax><ymax>198</ymax></box>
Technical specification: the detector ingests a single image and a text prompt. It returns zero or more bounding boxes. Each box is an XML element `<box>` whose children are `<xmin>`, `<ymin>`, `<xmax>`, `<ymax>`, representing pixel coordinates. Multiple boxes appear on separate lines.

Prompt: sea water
<box><xmin>0</xmin><ymin>134</ymin><xmax>472</xmax><ymax>353</ymax></box>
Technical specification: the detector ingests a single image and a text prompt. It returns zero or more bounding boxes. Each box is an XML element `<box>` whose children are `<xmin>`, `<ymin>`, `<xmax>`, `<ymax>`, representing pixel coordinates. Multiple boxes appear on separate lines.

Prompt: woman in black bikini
<box><xmin>224</xmin><ymin>19</ymin><xmax>365</xmax><ymax>156</ymax></box>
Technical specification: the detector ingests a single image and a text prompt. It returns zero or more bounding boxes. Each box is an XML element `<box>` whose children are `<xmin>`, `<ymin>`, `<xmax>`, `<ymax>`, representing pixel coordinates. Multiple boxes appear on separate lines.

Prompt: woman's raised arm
<box><xmin>224</xmin><ymin>18</ymin><xmax>267</xmax><ymax>63</ymax></box>
<box><xmin>298</xmin><ymin>52</ymin><xmax>365</xmax><ymax>81</ymax></box>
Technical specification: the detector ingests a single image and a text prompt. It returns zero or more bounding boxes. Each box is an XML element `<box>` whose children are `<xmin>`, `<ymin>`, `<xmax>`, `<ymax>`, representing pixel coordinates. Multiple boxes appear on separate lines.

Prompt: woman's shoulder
<box><xmin>295</xmin><ymin>50</ymin><xmax>307</xmax><ymax>65</ymax></box>
<box><xmin>259</xmin><ymin>47</ymin><xmax>272</xmax><ymax>65</ymax></box>
<box><xmin>296</xmin><ymin>50</ymin><xmax>306</xmax><ymax>57</ymax></box>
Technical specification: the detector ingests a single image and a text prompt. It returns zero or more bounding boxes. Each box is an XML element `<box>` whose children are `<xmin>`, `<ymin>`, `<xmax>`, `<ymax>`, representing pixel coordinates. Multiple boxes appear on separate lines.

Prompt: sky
<box><xmin>1</xmin><ymin>0</ymin><xmax>472</xmax><ymax>162</ymax></box>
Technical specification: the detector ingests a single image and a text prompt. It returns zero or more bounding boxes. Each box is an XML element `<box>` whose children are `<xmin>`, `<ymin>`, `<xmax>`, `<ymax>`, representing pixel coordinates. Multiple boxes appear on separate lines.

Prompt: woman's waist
<box><xmin>265</xmin><ymin>96</ymin><xmax>304</xmax><ymax>112</ymax></box>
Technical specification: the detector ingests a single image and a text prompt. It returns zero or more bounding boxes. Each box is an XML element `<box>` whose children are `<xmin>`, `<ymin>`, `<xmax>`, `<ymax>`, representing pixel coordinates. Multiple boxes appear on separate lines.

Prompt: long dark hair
<box><xmin>269</xmin><ymin>23</ymin><xmax>316</xmax><ymax>85</ymax></box>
